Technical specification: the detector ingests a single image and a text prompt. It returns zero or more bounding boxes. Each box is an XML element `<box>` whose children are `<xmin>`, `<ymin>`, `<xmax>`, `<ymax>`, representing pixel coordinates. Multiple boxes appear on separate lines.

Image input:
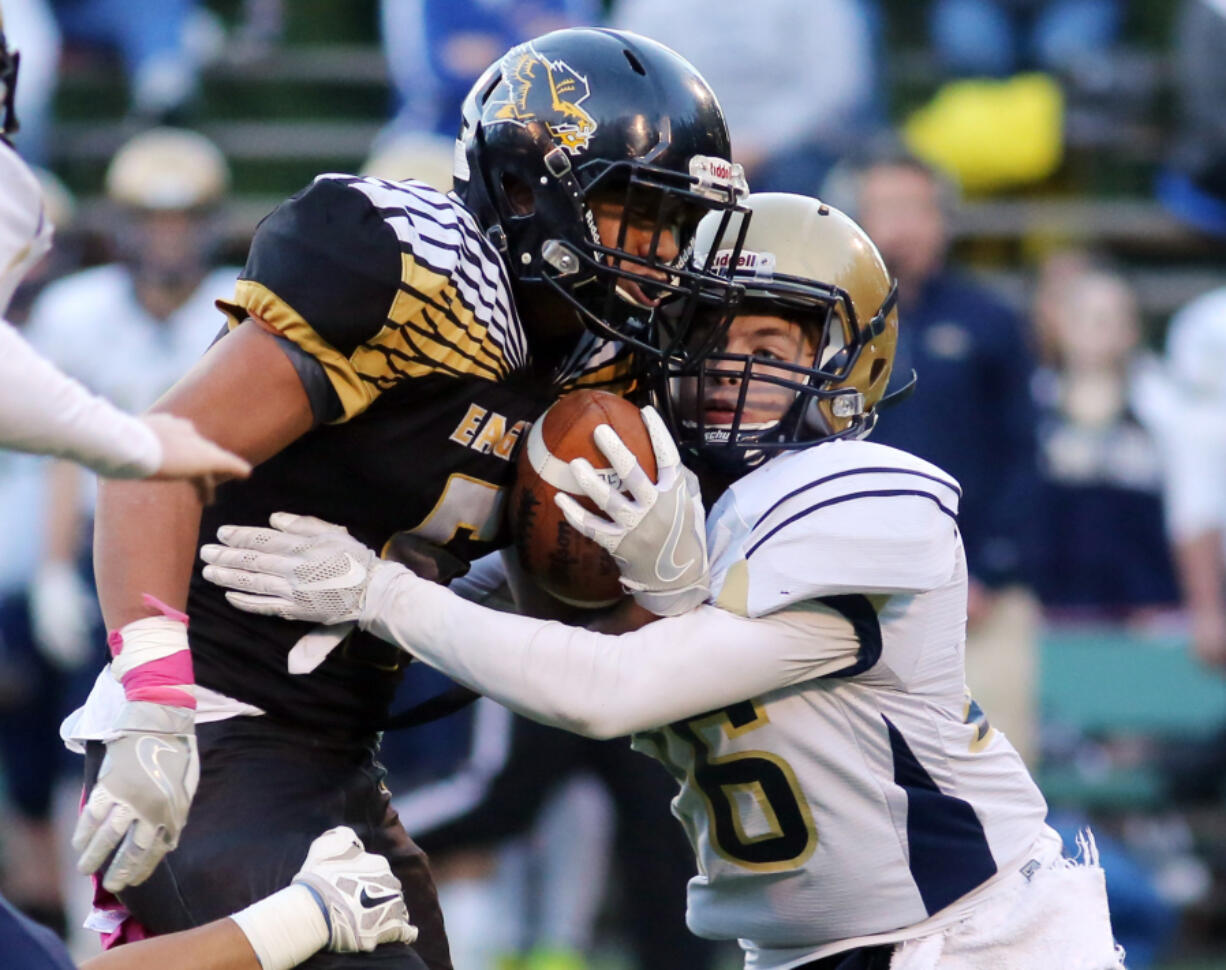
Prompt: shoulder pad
<box><xmin>237</xmin><ymin>176</ymin><xmax>403</xmax><ymax>355</ymax></box>
<box><xmin>708</xmin><ymin>440</ymin><xmax>962</xmax><ymax>617</ymax></box>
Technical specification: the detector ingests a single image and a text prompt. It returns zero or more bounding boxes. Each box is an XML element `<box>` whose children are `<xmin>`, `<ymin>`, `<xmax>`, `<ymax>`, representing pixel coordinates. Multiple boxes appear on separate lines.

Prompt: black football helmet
<box><xmin>0</xmin><ymin>5</ymin><xmax>20</xmax><ymax>144</ymax></box>
<box><xmin>455</xmin><ymin>27</ymin><xmax>748</xmax><ymax>359</ymax></box>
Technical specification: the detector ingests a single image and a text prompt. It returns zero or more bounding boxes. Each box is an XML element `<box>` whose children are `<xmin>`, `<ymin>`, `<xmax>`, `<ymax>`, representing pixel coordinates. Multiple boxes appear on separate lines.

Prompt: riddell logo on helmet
<box><xmin>487</xmin><ymin>43</ymin><xmax>598</xmax><ymax>155</ymax></box>
<box><xmin>706</xmin><ymin>249</ymin><xmax>776</xmax><ymax>277</ymax></box>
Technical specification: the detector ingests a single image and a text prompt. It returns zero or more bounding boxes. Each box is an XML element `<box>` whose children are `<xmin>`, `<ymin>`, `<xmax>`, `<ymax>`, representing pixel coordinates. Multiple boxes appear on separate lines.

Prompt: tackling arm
<box><xmin>360</xmin><ymin>565</ymin><xmax>853</xmax><ymax>737</ymax></box>
<box><xmin>200</xmin><ymin>514</ymin><xmax>861</xmax><ymax>738</ymax></box>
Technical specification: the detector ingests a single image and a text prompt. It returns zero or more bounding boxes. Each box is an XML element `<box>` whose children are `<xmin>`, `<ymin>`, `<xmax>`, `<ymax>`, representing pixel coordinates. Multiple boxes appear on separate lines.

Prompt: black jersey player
<box><xmin>69</xmin><ymin>28</ymin><xmax>747</xmax><ymax>970</ymax></box>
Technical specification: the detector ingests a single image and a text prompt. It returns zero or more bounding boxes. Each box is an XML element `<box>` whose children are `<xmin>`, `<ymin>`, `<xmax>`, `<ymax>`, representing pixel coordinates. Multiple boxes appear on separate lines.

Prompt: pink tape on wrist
<box><xmin>119</xmin><ymin>650</ymin><xmax>197</xmax><ymax>710</ymax></box>
<box><xmin>140</xmin><ymin>593</ymin><xmax>190</xmax><ymax>625</ymax></box>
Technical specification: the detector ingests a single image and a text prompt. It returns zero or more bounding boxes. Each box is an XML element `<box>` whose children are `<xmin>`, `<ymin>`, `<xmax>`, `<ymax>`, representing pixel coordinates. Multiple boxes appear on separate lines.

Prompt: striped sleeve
<box><xmin>218</xmin><ymin>175</ymin><xmax>529</xmax><ymax>422</ymax></box>
<box><xmin>740</xmin><ymin>464</ymin><xmax>963</xmax><ymax>616</ymax></box>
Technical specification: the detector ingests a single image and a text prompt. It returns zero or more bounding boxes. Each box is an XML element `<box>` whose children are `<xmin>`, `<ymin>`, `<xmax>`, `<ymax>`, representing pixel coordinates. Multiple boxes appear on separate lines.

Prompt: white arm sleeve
<box><xmin>361</xmin><ymin>562</ymin><xmax>862</xmax><ymax>739</ymax></box>
<box><xmin>0</xmin><ymin>319</ymin><xmax>162</xmax><ymax>476</ymax></box>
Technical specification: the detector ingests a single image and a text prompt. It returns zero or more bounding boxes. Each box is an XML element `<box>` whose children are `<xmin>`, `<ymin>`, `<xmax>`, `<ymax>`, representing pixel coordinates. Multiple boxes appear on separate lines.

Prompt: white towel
<box><xmin>891</xmin><ymin>831</ymin><xmax>1126</xmax><ymax>970</ymax></box>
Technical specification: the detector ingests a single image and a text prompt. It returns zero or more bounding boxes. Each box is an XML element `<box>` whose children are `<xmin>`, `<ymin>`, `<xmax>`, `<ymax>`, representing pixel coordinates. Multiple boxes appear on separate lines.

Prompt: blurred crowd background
<box><xmin>3</xmin><ymin>1</ymin><xmax>1226</xmax><ymax>969</ymax></box>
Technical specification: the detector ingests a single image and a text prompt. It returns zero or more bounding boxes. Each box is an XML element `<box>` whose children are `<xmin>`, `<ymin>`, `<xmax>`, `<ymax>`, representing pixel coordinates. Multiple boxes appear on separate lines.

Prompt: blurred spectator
<box><xmin>1030</xmin><ymin>254</ymin><xmax>1180</xmax><ymax>621</ymax></box>
<box><xmin>1157</xmin><ymin>284</ymin><xmax>1226</xmax><ymax>668</ymax></box>
<box><xmin>832</xmin><ymin>147</ymin><xmax>1042</xmax><ymax>762</ymax></box>
<box><xmin>1157</xmin><ymin>0</ymin><xmax>1226</xmax><ymax>238</ymax></box>
<box><xmin>51</xmin><ymin>0</ymin><xmax>206</xmax><ymax>124</ymax></box>
<box><xmin>379</xmin><ymin>0</ymin><xmax>600</xmax><ymax>144</ymax></box>
<box><xmin>611</xmin><ymin>0</ymin><xmax>882</xmax><ymax>192</ymax></box>
<box><xmin>928</xmin><ymin>0</ymin><xmax>1122</xmax><ymax>80</ymax></box>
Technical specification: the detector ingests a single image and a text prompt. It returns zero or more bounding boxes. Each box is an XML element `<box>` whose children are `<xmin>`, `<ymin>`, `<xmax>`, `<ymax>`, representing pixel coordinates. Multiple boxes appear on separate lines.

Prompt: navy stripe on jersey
<box><xmin>752</xmin><ymin>465</ymin><xmax>962</xmax><ymax>535</ymax></box>
<box><xmin>883</xmin><ymin>716</ymin><xmax>997</xmax><ymax>915</ymax></box>
<box><xmin>746</xmin><ymin>489</ymin><xmax>959</xmax><ymax>559</ymax></box>
<box><xmin>816</xmin><ymin>594</ymin><xmax>883</xmax><ymax>679</ymax></box>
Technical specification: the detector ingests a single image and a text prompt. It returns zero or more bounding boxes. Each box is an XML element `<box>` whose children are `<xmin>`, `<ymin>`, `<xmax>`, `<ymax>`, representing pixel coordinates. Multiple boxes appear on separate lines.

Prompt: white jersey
<box><xmin>0</xmin><ymin>142</ymin><xmax>162</xmax><ymax>479</ymax></box>
<box><xmin>358</xmin><ymin>440</ymin><xmax>1057</xmax><ymax>965</ymax></box>
<box><xmin>631</xmin><ymin>440</ymin><xmax>1048</xmax><ymax>964</ymax></box>
<box><xmin>1159</xmin><ymin>287</ymin><xmax>1226</xmax><ymax>547</ymax></box>
<box><xmin>0</xmin><ymin>141</ymin><xmax>52</xmax><ymax>316</ymax></box>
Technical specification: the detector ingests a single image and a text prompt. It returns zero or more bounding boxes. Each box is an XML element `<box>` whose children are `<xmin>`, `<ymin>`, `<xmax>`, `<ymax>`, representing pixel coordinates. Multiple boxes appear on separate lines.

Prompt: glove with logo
<box><xmin>231</xmin><ymin>826</ymin><xmax>417</xmax><ymax>970</ymax></box>
<box><xmin>293</xmin><ymin>826</ymin><xmax>418</xmax><ymax>952</ymax></box>
<box><xmin>554</xmin><ymin>405</ymin><xmax>709</xmax><ymax>616</ymax></box>
<box><xmin>200</xmin><ymin>513</ymin><xmax>381</xmax><ymax>624</ymax></box>
<box><xmin>74</xmin><ymin>611</ymin><xmax>200</xmax><ymax>892</ymax></box>
<box><xmin>73</xmin><ymin>700</ymin><xmax>199</xmax><ymax>892</ymax></box>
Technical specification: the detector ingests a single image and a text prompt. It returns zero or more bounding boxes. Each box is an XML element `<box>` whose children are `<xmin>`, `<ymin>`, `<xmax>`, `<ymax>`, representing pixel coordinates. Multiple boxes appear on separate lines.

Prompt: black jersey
<box><xmin>190</xmin><ymin>174</ymin><xmax>632</xmax><ymax>737</ymax></box>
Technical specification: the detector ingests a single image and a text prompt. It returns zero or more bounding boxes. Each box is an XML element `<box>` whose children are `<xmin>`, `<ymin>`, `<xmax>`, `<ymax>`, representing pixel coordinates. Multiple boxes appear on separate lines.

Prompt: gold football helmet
<box><xmin>659</xmin><ymin>192</ymin><xmax>907</xmax><ymax>472</ymax></box>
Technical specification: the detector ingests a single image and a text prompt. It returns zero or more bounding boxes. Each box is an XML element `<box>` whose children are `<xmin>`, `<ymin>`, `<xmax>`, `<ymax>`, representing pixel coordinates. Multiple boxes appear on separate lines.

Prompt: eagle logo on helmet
<box><xmin>487</xmin><ymin>42</ymin><xmax>598</xmax><ymax>155</ymax></box>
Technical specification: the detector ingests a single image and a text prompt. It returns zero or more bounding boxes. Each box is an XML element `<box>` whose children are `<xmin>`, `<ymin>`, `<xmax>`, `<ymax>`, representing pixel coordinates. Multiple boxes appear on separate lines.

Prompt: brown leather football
<box><xmin>509</xmin><ymin>389</ymin><xmax>657</xmax><ymax>608</ymax></box>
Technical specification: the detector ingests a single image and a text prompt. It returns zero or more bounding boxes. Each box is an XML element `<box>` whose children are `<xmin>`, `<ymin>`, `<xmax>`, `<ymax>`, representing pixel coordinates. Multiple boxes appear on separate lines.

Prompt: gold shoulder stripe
<box><xmin>348</xmin><ymin>252</ymin><xmax>514</xmax><ymax>388</ymax></box>
<box><xmin>560</xmin><ymin>357</ymin><xmax>637</xmax><ymax>396</ymax></box>
<box><xmin>230</xmin><ymin>279</ymin><xmax>373</xmax><ymax>421</ymax></box>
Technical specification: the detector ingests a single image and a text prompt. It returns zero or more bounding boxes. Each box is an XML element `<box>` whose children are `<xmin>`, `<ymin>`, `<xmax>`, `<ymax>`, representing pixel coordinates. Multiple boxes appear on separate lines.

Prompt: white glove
<box><xmin>232</xmin><ymin>826</ymin><xmax>417</xmax><ymax>970</ymax></box>
<box><xmin>140</xmin><ymin>412</ymin><xmax>252</xmax><ymax>504</ymax></box>
<box><xmin>294</xmin><ymin>826</ymin><xmax>418</xmax><ymax>951</ymax></box>
<box><xmin>554</xmin><ymin>405</ymin><xmax>709</xmax><ymax>616</ymax></box>
<box><xmin>29</xmin><ymin>560</ymin><xmax>96</xmax><ymax>670</ymax></box>
<box><xmin>72</xmin><ymin>701</ymin><xmax>199</xmax><ymax>892</ymax></box>
<box><xmin>199</xmin><ymin>512</ymin><xmax>381</xmax><ymax>624</ymax></box>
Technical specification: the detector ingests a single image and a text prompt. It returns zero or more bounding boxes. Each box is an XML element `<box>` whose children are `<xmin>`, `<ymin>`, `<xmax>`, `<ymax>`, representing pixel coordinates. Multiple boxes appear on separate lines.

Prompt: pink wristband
<box><xmin>118</xmin><ymin>651</ymin><xmax>196</xmax><ymax>709</ymax></box>
<box><xmin>107</xmin><ymin>598</ymin><xmax>196</xmax><ymax>710</ymax></box>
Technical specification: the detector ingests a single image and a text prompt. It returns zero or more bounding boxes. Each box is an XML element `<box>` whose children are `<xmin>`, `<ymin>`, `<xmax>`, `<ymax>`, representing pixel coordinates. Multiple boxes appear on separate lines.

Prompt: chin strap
<box><xmin>877</xmin><ymin>368</ymin><xmax>918</xmax><ymax>410</ymax></box>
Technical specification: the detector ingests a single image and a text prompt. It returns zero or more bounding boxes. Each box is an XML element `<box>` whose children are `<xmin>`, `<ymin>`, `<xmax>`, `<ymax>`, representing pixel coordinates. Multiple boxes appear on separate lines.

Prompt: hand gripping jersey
<box><xmin>632</xmin><ymin>439</ymin><xmax>1048</xmax><ymax>966</ymax></box>
<box><xmin>191</xmin><ymin>174</ymin><xmax>631</xmax><ymax>736</ymax></box>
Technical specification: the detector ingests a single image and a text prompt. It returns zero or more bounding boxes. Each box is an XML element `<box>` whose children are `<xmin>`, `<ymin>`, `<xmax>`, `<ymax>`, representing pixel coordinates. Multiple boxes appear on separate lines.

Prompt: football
<box><xmin>509</xmin><ymin>389</ymin><xmax>658</xmax><ymax>608</ymax></box>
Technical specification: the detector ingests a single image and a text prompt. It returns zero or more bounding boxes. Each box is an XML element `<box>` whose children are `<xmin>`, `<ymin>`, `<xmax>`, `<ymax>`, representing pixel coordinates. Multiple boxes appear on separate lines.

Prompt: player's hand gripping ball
<box><xmin>509</xmin><ymin>390</ymin><xmax>657</xmax><ymax>608</ymax></box>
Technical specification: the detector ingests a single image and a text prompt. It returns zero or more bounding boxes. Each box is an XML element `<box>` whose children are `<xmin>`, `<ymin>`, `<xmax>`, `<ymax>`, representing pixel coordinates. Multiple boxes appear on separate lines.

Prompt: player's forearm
<box><xmin>96</xmin><ymin>321</ymin><xmax>315</xmax><ymax>630</ymax></box>
<box><xmin>1174</xmin><ymin>531</ymin><xmax>1226</xmax><ymax>618</ymax></box>
<box><xmin>95</xmin><ymin>478</ymin><xmax>203</xmax><ymax>627</ymax></box>
<box><xmin>79</xmin><ymin>917</ymin><xmax>260</xmax><ymax>970</ymax></box>
<box><xmin>362</xmin><ymin>563</ymin><xmax>831</xmax><ymax>738</ymax></box>
<box><xmin>0</xmin><ymin>320</ymin><xmax>162</xmax><ymax>476</ymax></box>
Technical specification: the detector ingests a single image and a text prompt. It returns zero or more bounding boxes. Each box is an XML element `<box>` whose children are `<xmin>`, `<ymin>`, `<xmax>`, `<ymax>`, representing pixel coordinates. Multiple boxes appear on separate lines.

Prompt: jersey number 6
<box><xmin>674</xmin><ymin>700</ymin><xmax>817</xmax><ymax>872</ymax></box>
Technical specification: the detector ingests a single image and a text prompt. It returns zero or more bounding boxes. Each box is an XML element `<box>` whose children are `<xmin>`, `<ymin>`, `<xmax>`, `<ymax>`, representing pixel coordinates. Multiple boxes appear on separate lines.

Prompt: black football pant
<box><xmin>85</xmin><ymin>716</ymin><xmax>449</xmax><ymax>970</ymax></box>
<box><xmin>412</xmin><ymin>714</ymin><xmax>719</xmax><ymax>970</ymax></box>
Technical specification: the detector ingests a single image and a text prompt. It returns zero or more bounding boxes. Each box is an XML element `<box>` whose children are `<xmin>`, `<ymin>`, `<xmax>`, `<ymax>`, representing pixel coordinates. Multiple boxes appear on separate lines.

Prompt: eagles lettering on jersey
<box><xmin>217</xmin><ymin>175</ymin><xmax>531</xmax><ymax>420</ymax></box>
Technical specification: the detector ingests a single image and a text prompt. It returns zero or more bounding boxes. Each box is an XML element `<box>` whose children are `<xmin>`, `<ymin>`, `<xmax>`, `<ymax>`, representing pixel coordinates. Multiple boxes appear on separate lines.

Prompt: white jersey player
<box><xmin>0</xmin><ymin>16</ymin><xmax>246</xmax><ymax>490</ymax></box>
<box><xmin>201</xmin><ymin>194</ymin><xmax>1125</xmax><ymax>969</ymax></box>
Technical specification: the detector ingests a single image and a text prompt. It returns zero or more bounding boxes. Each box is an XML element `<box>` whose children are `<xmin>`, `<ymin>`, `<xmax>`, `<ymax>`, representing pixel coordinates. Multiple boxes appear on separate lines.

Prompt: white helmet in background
<box><xmin>105</xmin><ymin>127</ymin><xmax>230</xmax><ymax>211</ymax></box>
